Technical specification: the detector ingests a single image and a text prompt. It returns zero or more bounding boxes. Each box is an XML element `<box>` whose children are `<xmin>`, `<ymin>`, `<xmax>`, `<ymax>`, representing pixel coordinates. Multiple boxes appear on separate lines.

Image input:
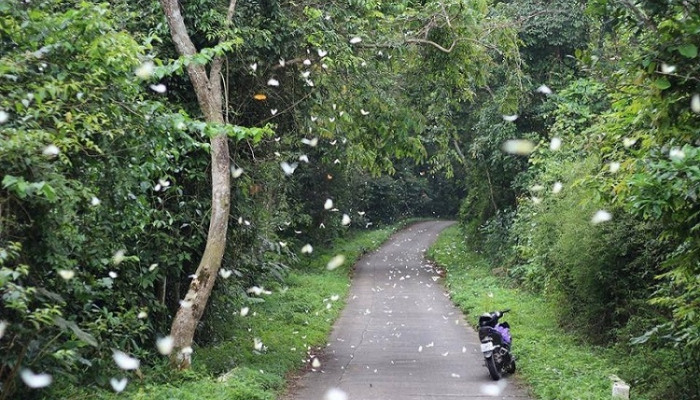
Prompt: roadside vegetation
<box><xmin>428</xmin><ymin>225</ymin><xmax>679</xmax><ymax>400</ymax></box>
<box><xmin>47</xmin><ymin>223</ymin><xmax>409</xmax><ymax>399</ymax></box>
<box><xmin>449</xmin><ymin>2</ymin><xmax>700</xmax><ymax>400</ymax></box>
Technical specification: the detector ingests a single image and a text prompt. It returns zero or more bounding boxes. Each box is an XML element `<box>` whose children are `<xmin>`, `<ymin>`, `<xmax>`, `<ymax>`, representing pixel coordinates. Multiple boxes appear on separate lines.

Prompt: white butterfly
<box><xmin>179</xmin><ymin>299</ymin><xmax>193</xmax><ymax>308</ymax></box>
<box><xmin>219</xmin><ymin>269</ymin><xmax>233</xmax><ymax>278</ymax></box>
<box><xmin>326</xmin><ymin>255</ymin><xmax>346</xmax><ymax>270</ymax></box>
<box><xmin>536</xmin><ymin>84</ymin><xmax>552</xmax><ymax>95</ymax></box>
<box><xmin>552</xmin><ymin>182</ymin><xmax>563</xmax><ymax>194</ymax></box>
<box><xmin>301</xmin><ymin>137</ymin><xmax>318</xmax><ymax>147</ymax></box>
<box><xmin>156</xmin><ymin>336</ymin><xmax>174</xmax><ymax>355</ymax></box>
<box><xmin>669</xmin><ymin>148</ymin><xmax>685</xmax><ymax>160</ymax></box>
<box><xmin>281</xmin><ymin>161</ymin><xmax>298</xmax><ymax>175</ymax></box>
<box><xmin>501</xmin><ymin>139</ymin><xmax>534</xmax><ymax>155</ymax></box>
<box><xmin>135</xmin><ymin>61</ymin><xmax>155</xmax><ymax>79</ymax></box>
<box><xmin>149</xmin><ymin>84</ymin><xmax>167</xmax><ymax>93</ymax></box>
<box><xmin>661</xmin><ymin>63</ymin><xmax>676</xmax><ymax>74</ymax></box>
<box><xmin>324</xmin><ymin>388</ymin><xmax>348</xmax><ymax>400</ymax></box>
<box><xmin>113</xmin><ymin>350</ymin><xmax>140</xmax><ymax>370</ymax></box>
<box><xmin>42</xmin><ymin>144</ymin><xmax>59</xmax><ymax>156</ymax></box>
<box><xmin>692</xmin><ymin>94</ymin><xmax>700</xmax><ymax>113</ymax></box>
<box><xmin>110</xmin><ymin>378</ymin><xmax>128</xmax><ymax>393</ymax></box>
<box><xmin>550</xmin><ymin>137</ymin><xmax>562</xmax><ymax>151</ymax></box>
<box><xmin>231</xmin><ymin>167</ymin><xmax>244</xmax><ymax>178</ymax></box>
<box><xmin>58</xmin><ymin>270</ymin><xmax>75</xmax><ymax>280</ymax></box>
<box><xmin>20</xmin><ymin>369</ymin><xmax>52</xmax><ymax>389</ymax></box>
<box><xmin>591</xmin><ymin>210</ymin><xmax>612</xmax><ymax>224</ymax></box>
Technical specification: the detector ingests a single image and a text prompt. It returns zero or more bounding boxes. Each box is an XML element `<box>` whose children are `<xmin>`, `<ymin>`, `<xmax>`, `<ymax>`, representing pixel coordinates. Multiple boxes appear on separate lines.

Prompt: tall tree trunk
<box><xmin>159</xmin><ymin>0</ymin><xmax>235</xmax><ymax>369</ymax></box>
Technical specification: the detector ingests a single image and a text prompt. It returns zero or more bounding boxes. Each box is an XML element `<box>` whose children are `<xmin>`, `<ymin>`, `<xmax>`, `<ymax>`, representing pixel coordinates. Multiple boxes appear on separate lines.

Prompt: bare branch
<box><xmin>440</xmin><ymin>2</ymin><xmax>452</xmax><ymax>28</ymax></box>
<box><xmin>258</xmin><ymin>91</ymin><xmax>314</xmax><ymax>125</ymax></box>
<box><xmin>452</xmin><ymin>138</ymin><xmax>466</xmax><ymax>164</ymax></box>
<box><xmin>272</xmin><ymin>56</ymin><xmax>312</xmax><ymax>70</ymax></box>
<box><xmin>616</xmin><ymin>0</ymin><xmax>657</xmax><ymax>32</ymax></box>
<box><xmin>405</xmin><ymin>38</ymin><xmax>457</xmax><ymax>53</ymax></box>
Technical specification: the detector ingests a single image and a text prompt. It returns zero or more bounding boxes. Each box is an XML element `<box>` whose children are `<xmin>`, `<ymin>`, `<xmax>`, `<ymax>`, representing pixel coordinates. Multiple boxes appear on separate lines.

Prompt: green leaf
<box><xmin>654</xmin><ymin>77</ymin><xmax>671</xmax><ymax>90</ymax></box>
<box><xmin>678</xmin><ymin>44</ymin><xmax>698</xmax><ymax>59</ymax></box>
<box><xmin>53</xmin><ymin>316</ymin><xmax>99</xmax><ymax>347</ymax></box>
<box><xmin>2</xmin><ymin>175</ymin><xmax>19</xmax><ymax>189</ymax></box>
<box><xmin>37</xmin><ymin>182</ymin><xmax>58</xmax><ymax>201</ymax></box>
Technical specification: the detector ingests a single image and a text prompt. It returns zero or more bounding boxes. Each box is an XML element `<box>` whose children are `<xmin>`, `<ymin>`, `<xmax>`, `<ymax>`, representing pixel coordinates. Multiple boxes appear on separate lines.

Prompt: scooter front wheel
<box><xmin>504</xmin><ymin>358</ymin><xmax>516</xmax><ymax>374</ymax></box>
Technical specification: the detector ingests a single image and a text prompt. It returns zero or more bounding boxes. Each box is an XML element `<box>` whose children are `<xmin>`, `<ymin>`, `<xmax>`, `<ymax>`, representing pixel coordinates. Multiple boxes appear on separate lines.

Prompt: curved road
<box><xmin>283</xmin><ymin>220</ymin><xmax>532</xmax><ymax>400</ymax></box>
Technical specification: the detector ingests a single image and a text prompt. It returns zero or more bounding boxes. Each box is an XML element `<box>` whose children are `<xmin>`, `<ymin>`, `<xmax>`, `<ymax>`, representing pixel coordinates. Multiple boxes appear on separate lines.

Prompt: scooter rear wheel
<box><xmin>486</xmin><ymin>355</ymin><xmax>502</xmax><ymax>380</ymax></box>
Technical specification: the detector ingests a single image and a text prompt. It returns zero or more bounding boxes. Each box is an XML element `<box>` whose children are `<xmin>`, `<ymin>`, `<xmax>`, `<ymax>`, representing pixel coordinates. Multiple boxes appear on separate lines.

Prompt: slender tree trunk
<box><xmin>159</xmin><ymin>0</ymin><xmax>235</xmax><ymax>369</ymax></box>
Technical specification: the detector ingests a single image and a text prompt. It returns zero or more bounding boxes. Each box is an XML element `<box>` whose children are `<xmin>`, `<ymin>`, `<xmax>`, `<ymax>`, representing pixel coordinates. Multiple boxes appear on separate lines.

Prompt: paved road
<box><xmin>282</xmin><ymin>220</ymin><xmax>532</xmax><ymax>400</ymax></box>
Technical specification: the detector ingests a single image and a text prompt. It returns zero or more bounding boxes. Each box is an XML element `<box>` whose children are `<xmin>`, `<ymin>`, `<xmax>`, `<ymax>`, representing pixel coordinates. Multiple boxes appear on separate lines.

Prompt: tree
<box><xmin>158</xmin><ymin>0</ymin><xmax>235</xmax><ymax>369</ymax></box>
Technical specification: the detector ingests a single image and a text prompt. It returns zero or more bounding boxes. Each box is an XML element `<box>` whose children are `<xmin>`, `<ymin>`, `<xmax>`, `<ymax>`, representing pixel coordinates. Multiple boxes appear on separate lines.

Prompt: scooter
<box><xmin>478</xmin><ymin>308</ymin><xmax>515</xmax><ymax>380</ymax></box>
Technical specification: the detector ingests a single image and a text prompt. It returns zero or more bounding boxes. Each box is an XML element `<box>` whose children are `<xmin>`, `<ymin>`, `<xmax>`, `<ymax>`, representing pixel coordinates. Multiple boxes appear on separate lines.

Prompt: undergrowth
<box><xmin>47</xmin><ymin>222</ymin><xmax>414</xmax><ymax>399</ymax></box>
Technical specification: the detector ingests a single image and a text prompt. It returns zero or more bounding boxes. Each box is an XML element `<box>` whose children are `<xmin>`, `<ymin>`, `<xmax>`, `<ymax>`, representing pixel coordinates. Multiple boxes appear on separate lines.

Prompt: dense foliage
<box><xmin>0</xmin><ymin>0</ymin><xmax>500</xmax><ymax>397</ymax></box>
<box><xmin>455</xmin><ymin>1</ymin><xmax>700</xmax><ymax>398</ymax></box>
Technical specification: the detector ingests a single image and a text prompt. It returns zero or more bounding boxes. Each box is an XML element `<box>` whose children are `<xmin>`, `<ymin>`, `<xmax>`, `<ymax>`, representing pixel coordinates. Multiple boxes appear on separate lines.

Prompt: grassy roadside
<box><xmin>426</xmin><ymin>225</ymin><xmax>626</xmax><ymax>400</ymax></box>
<box><xmin>50</xmin><ymin>221</ymin><xmax>415</xmax><ymax>400</ymax></box>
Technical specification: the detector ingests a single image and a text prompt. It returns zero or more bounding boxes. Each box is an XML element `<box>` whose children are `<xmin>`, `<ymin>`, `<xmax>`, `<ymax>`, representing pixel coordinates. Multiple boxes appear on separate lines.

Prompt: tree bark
<box><xmin>159</xmin><ymin>0</ymin><xmax>234</xmax><ymax>369</ymax></box>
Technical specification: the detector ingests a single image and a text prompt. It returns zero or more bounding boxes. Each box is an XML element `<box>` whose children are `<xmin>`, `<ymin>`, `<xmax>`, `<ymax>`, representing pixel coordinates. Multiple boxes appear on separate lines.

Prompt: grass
<box><xmin>426</xmin><ymin>225</ymin><xmax>623</xmax><ymax>400</ymax></box>
<box><xmin>49</xmin><ymin>221</ymin><xmax>415</xmax><ymax>399</ymax></box>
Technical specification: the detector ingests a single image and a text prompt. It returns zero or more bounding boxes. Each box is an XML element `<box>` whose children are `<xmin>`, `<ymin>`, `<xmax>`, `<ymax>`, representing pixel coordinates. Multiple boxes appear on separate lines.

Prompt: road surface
<box><xmin>282</xmin><ymin>220</ymin><xmax>532</xmax><ymax>400</ymax></box>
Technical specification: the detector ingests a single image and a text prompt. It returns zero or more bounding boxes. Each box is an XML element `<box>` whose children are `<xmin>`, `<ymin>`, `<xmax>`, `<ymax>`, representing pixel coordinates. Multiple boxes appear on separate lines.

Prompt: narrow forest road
<box><xmin>282</xmin><ymin>220</ymin><xmax>532</xmax><ymax>400</ymax></box>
